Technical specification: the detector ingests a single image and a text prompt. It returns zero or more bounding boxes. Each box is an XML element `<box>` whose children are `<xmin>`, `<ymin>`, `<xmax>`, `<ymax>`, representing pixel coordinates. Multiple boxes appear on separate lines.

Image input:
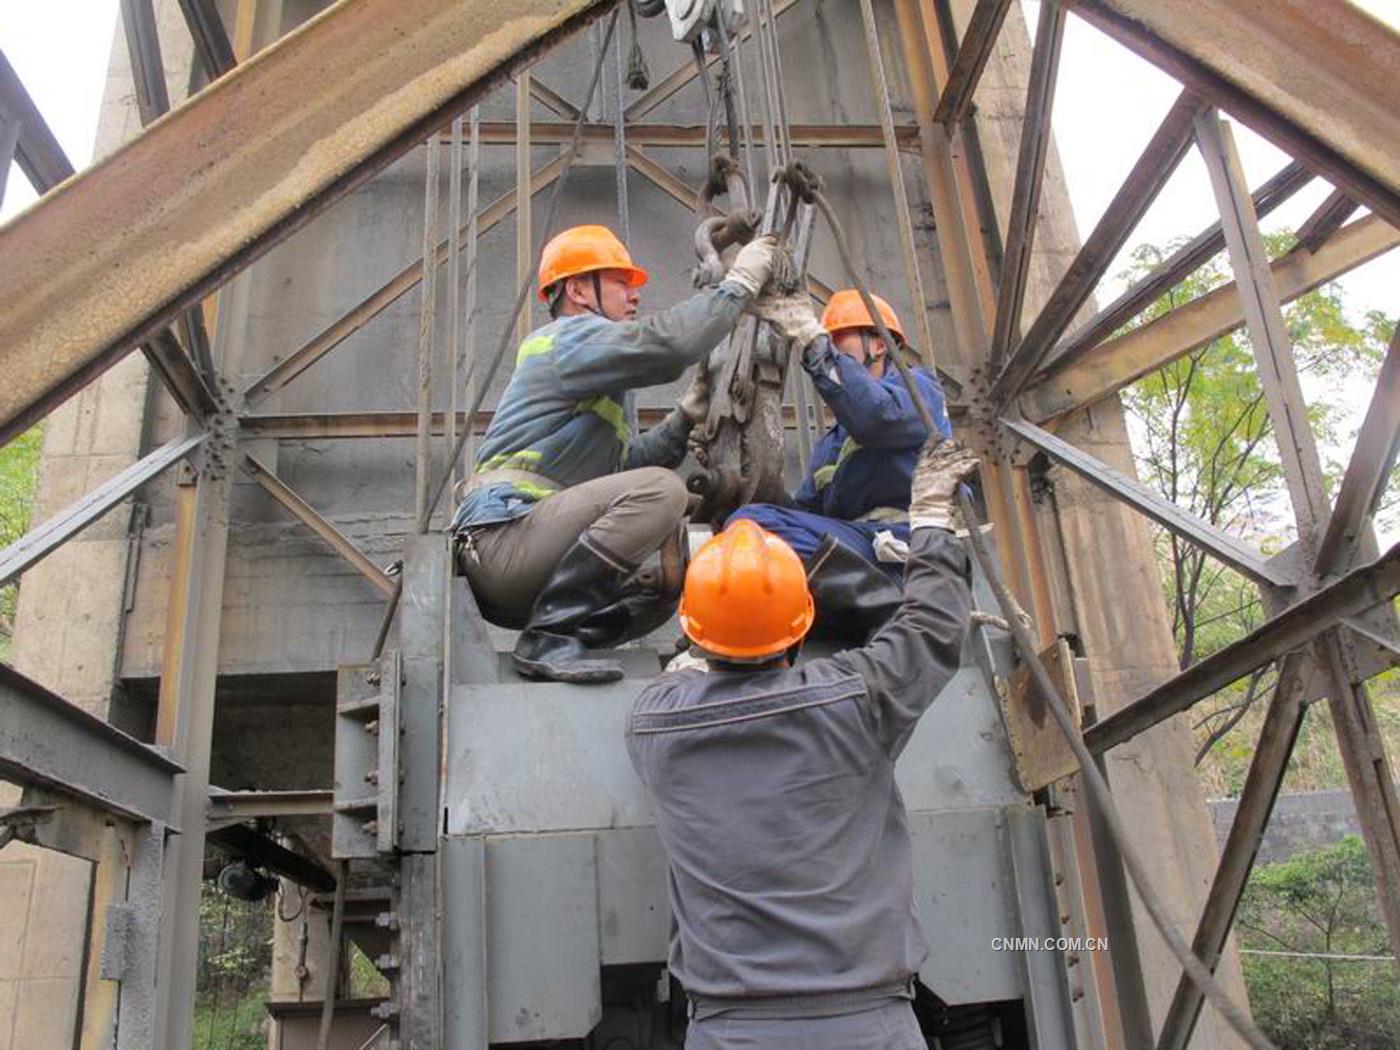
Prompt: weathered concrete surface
<box><xmin>0</xmin><ymin>842</ymin><xmax>93</xmax><ymax>1050</ymax></box>
<box><xmin>1211</xmin><ymin>790</ymin><xmax>1362</xmax><ymax>865</ymax></box>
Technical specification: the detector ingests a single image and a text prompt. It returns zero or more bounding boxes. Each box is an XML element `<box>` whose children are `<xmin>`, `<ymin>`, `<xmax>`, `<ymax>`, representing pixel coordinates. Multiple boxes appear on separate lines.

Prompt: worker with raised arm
<box><xmin>728</xmin><ymin>288</ymin><xmax>953</xmax><ymax>639</ymax></box>
<box><xmin>451</xmin><ymin>224</ymin><xmax>779</xmax><ymax>685</ymax></box>
<box><xmin>627</xmin><ymin>436</ymin><xmax>978</xmax><ymax>1050</ymax></box>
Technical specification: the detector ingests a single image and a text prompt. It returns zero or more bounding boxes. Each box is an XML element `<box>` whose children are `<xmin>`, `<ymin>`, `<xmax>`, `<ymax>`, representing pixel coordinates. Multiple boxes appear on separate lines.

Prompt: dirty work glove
<box><xmin>676</xmin><ymin>365</ymin><xmax>711</xmax><ymax>427</ymax></box>
<box><xmin>723</xmin><ymin>234</ymin><xmax>780</xmax><ymax>298</ymax></box>
<box><xmin>909</xmin><ymin>437</ymin><xmax>979</xmax><ymax>532</ymax></box>
<box><xmin>748</xmin><ymin>291</ymin><xmax>827</xmax><ymax>348</ymax></box>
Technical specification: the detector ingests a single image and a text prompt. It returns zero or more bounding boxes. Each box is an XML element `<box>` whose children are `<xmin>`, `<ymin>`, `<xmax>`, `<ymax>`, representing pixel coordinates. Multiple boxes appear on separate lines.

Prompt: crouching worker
<box><xmin>450</xmin><ymin>224</ymin><xmax>778</xmax><ymax>685</ymax></box>
<box><xmin>730</xmin><ymin>289</ymin><xmax>953</xmax><ymax>639</ymax></box>
<box><xmin>627</xmin><ymin>437</ymin><xmax>979</xmax><ymax>1050</ymax></box>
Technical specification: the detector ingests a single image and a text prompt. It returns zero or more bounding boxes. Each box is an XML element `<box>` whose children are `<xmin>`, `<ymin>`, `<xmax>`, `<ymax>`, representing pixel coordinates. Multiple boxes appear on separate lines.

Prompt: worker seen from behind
<box><xmin>627</xmin><ymin>435</ymin><xmax>978</xmax><ymax>1049</ymax></box>
<box><xmin>731</xmin><ymin>288</ymin><xmax>953</xmax><ymax>639</ymax></box>
<box><xmin>450</xmin><ymin>224</ymin><xmax>780</xmax><ymax>685</ymax></box>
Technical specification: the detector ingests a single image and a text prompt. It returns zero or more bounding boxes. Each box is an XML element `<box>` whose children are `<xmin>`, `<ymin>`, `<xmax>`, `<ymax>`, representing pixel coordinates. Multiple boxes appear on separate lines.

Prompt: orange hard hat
<box><xmin>537</xmin><ymin>224</ymin><xmax>649</xmax><ymax>302</ymax></box>
<box><xmin>820</xmin><ymin>289</ymin><xmax>906</xmax><ymax>344</ymax></box>
<box><xmin>678</xmin><ymin>519</ymin><xmax>815</xmax><ymax>661</ymax></box>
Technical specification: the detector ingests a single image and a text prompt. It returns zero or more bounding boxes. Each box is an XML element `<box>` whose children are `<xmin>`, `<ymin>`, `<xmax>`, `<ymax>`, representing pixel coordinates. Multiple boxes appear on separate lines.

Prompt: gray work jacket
<box><xmin>450</xmin><ymin>282</ymin><xmax>748</xmax><ymax>532</ymax></box>
<box><xmin>626</xmin><ymin>528</ymin><xmax>972</xmax><ymax>1008</ymax></box>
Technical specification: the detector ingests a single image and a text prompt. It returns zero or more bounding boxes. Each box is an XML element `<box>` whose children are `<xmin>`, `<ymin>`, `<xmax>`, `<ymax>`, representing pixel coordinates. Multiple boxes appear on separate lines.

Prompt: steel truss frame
<box><xmin>0</xmin><ymin>0</ymin><xmax>1396</xmax><ymax>1047</ymax></box>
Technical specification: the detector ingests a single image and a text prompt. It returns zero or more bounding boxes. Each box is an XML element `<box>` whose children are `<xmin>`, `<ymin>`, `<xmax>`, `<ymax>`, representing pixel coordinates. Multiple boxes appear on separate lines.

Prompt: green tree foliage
<box><xmin>0</xmin><ymin>426</ymin><xmax>42</xmax><ymax>658</ymax></box>
<box><xmin>1237</xmin><ymin>837</ymin><xmax>1400</xmax><ymax>1049</ymax></box>
<box><xmin>195</xmin><ymin>881</ymin><xmax>273</xmax><ymax>1050</ymax></box>
<box><xmin>1118</xmin><ymin>232</ymin><xmax>1396</xmax><ymax>782</ymax></box>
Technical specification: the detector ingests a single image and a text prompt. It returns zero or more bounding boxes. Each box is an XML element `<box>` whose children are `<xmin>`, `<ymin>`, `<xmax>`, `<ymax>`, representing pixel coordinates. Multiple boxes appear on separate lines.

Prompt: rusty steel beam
<box><xmin>0</xmin><ymin>48</ymin><xmax>75</xmax><ymax>193</ymax></box>
<box><xmin>1085</xmin><ymin>541</ymin><xmax>1400</xmax><ymax>756</ymax></box>
<box><xmin>176</xmin><ymin>0</ymin><xmax>236</xmax><ymax>78</ymax></box>
<box><xmin>0</xmin><ymin>431</ymin><xmax>206</xmax><ymax>590</ymax></box>
<box><xmin>1315</xmin><ymin>326</ymin><xmax>1400</xmax><ymax>577</ymax></box>
<box><xmin>122</xmin><ymin>0</ymin><xmax>172</xmax><ymax>125</ymax></box>
<box><xmin>1196</xmin><ymin>109</ymin><xmax>1331</xmax><ymax>544</ymax></box>
<box><xmin>1003</xmin><ymin>417</ymin><xmax>1293</xmax><ymax>589</ymax></box>
<box><xmin>143</xmin><ymin>328</ymin><xmax>220</xmax><ymax>418</ymax></box>
<box><xmin>243</xmin><ymin>455</ymin><xmax>396</xmax><ymax>596</ymax></box>
<box><xmin>523</xmin><ymin>75</ymin><xmax>580</xmax><ymax>120</ymax></box>
<box><xmin>440</xmin><ymin>120</ymin><xmax>918</xmax><ymax>149</ymax></box>
<box><xmin>244</xmin><ymin>150</ymin><xmax>569</xmax><ymax>403</ymax></box>
<box><xmin>1045</xmin><ymin>160</ymin><xmax>1312</xmax><ymax>376</ymax></box>
<box><xmin>1291</xmin><ymin>187</ymin><xmax>1360</xmax><ymax>256</ymax></box>
<box><xmin>995</xmin><ymin>89</ymin><xmax>1202</xmax><ymax>400</ymax></box>
<box><xmin>1155</xmin><ymin>651</ymin><xmax>1311</xmax><ymax>1050</ymax></box>
<box><xmin>0</xmin><ymin>0</ymin><xmax>614</xmax><ymax>446</ymax></box>
<box><xmin>1022</xmin><ymin>213</ymin><xmax>1400</xmax><ymax>423</ymax></box>
<box><xmin>988</xmin><ymin>0</ymin><xmax>1065</xmax><ymax>369</ymax></box>
<box><xmin>0</xmin><ymin>116</ymin><xmax>17</xmax><ymax>208</ymax></box>
<box><xmin>0</xmin><ymin>664</ymin><xmax>182</xmax><ymax>826</ymax></box>
<box><xmin>1072</xmin><ymin>0</ymin><xmax>1400</xmax><ymax>229</ymax></box>
<box><xmin>122</xmin><ymin>0</ymin><xmax>223</xmax><ymax>410</ymax></box>
<box><xmin>240</xmin><ymin>404</ymin><xmax>835</xmax><ymax>441</ymax></box>
<box><xmin>932</xmin><ymin>0</ymin><xmax>1012</xmax><ymax>126</ymax></box>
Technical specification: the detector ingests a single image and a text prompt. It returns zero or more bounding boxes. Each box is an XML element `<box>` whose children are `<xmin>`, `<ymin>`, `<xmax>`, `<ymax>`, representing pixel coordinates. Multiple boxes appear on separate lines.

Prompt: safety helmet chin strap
<box><xmin>553</xmin><ymin>272</ymin><xmax>609</xmax><ymax>319</ymax></box>
<box><xmin>549</xmin><ymin>272</ymin><xmax>620</xmax><ymax>321</ymax></box>
<box><xmin>857</xmin><ymin>331</ymin><xmax>890</xmax><ymax>375</ymax></box>
<box><xmin>589</xmin><ymin>271</ymin><xmax>606</xmax><ymax>318</ymax></box>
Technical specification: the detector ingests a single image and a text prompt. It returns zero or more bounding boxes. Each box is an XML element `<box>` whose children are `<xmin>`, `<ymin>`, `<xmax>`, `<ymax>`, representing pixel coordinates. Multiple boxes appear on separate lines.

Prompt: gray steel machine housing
<box><xmin>433</xmin><ymin>541</ymin><xmax>1077</xmax><ymax>1047</ymax></box>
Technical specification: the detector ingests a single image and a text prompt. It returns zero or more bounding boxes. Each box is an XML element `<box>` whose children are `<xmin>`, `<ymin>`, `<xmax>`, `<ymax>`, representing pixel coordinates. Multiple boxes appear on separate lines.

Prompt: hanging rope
<box><xmin>418</xmin><ymin>8</ymin><xmax>622</xmax><ymax>535</ymax></box>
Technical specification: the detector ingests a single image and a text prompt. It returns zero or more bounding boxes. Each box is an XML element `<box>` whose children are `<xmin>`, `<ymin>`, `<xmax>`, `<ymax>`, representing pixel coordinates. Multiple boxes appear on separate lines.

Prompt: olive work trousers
<box><xmin>456</xmin><ymin>466</ymin><xmax>689</xmax><ymax>627</ymax></box>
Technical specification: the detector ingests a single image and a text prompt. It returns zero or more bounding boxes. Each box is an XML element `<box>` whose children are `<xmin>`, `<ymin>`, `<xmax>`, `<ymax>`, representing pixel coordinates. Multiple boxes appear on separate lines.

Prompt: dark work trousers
<box><xmin>684</xmin><ymin>999</ymin><xmax>925</xmax><ymax>1050</ymax></box>
<box><xmin>457</xmin><ymin>466</ymin><xmax>688</xmax><ymax>626</ymax></box>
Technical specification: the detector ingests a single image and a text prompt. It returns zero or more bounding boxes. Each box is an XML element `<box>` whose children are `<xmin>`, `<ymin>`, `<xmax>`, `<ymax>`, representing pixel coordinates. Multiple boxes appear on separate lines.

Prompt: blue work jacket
<box><xmin>793</xmin><ymin>336</ymin><xmax>953</xmax><ymax>521</ymax></box>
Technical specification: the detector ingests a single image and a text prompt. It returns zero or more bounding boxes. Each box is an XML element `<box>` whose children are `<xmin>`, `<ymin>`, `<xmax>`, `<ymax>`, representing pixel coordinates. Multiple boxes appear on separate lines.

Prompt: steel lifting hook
<box><xmin>693</xmin><ymin>153</ymin><xmax>760</xmax><ymax>288</ymax></box>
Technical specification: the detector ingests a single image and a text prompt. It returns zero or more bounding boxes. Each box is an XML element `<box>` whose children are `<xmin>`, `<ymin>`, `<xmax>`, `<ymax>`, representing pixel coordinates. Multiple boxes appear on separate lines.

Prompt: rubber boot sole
<box><xmin>511</xmin><ymin>653</ymin><xmax>625</xmax><ymax>684</ymax></box>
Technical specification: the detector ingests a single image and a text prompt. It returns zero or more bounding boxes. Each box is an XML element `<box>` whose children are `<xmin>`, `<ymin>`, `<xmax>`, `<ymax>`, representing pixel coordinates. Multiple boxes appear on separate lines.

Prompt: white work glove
<box><xmin>676</xmin><ymin>365</ymin><xmax>711</xmax><ymax>427</ymax></box>
<box><xmin>909</xmin><ymin>437</ymin><xmax>979</xmax><ymax>532</ymax></box>
<box><xmin>724</xmin><ymin>234</ymin><xmax>780</xmax><ymax>298</ymax></box>
<box><xmin>748</xmin><ymin>291</ymin><xmax>827</xmax><ymax>348</ymax></box>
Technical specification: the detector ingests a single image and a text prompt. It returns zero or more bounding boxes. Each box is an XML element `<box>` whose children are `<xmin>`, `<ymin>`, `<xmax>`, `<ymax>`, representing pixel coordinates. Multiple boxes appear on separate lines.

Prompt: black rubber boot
<box><xmin>805</xmin><ymin>534</ymin><xmax>904</xmax><ymax>643</ymax></box>
<box><xmin>511</xmin><ymin>536</ymin><xmax>631</xmax><ymax>684</ymax></box>
<box><xmin>574</xmin><ymin>590</ymin><xmax>676</xmax><ymax>650</ymax></box>
<box><xmin>575</xmin><ymin>526</ymin><xmax>688</xmax><ymax>649</ymax></box>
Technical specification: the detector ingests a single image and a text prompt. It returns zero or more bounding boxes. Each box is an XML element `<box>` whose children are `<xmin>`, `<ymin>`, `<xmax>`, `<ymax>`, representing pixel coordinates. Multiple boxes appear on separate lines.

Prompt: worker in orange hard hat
<box><xmin>727</xmin><ymin>287</ymin><xmax>954</xmax><ymax>642</ymax></box>
<box><xmin>451</xmin><ymin>223</ymin><xmax>782</xmax><ymax>684</ymax></box>
<box><xmin>628</xmin><ymin>437</ymin><xmax>979</xmax><ymax>1050</ymax></box>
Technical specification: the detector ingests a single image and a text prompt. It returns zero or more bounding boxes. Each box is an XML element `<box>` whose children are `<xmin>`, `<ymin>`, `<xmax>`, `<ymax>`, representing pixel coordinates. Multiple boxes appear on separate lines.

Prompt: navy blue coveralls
<box><xmin>728</xmin><ymin>334</ymin><xmax>952</xmax><ymax>570</ymax></box>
